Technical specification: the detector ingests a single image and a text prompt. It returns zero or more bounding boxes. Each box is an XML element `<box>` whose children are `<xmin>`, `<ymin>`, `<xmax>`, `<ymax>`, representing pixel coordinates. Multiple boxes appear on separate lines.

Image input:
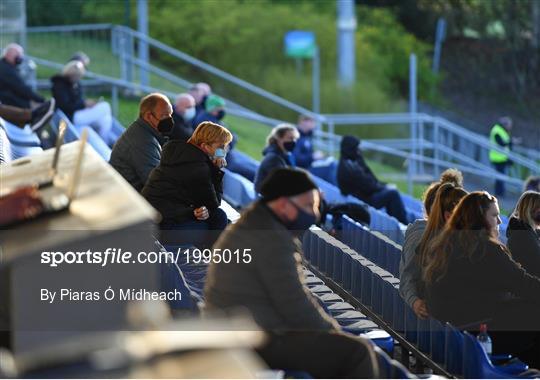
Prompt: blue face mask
<box><xmin>285</xmin><ymin>199</ymin><xmax>318</xmax><ymax>232</ymax></box>
<box><xmin>213</xmin><ymin>148</ymin><xmax>227</xmax><ymax>159</ymax></box>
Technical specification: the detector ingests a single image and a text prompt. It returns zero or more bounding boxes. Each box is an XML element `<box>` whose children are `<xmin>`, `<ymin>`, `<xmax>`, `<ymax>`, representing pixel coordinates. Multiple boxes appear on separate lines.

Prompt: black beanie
<box><xmin>260</xmin><ymin>168</ymin><xmax>318</xmax><ymax>201</ymax></box>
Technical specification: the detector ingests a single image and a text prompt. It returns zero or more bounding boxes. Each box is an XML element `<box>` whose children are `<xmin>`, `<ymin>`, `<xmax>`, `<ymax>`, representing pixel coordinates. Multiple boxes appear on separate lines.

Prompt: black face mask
<box><xmin>533</xmin><ymin>212</ymin><xmax>540</xmax><ymax>224</ymax></box>
<box><xmin>216</xmin><ymin>109</ymin><xmax>226</xmax><ymax>120</ymax></box>
<box><xmin>283</xmin><ymin>141</ymin><xmax>296</xmax><ymax>152</ymax></box>
<box><xmin>157</xmin><ymin>116</ymin><xmax>174</xmax><ymax>135</ymax></box>
<box><xmin>14</xmin><ymin>56</ymin><xmax>23</xmax><ymax>65</ymax></box>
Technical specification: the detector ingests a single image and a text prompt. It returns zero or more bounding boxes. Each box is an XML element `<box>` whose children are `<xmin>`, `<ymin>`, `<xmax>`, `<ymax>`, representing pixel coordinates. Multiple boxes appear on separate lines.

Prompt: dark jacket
<box><xmin>170</xmin><ymin>109</ymin><xmax>194</xmax><ymax>142</ymax></box>
<box><xmin>0</xmin><ymin>58</ymin><xmax>45</xmax><ymax>108</ymax></box>
<box><xmin>204</xmin><ymin>201</ymin><xmax>339</xmax><ymax>332</ymax></box>
<box><xmin>507</xmin><ymin>217</ymin><xmax>540</xmax><ymax>278</ymax></box>
<box><xmin>337</xmin><ymin>136</ymin><xmax>384</xmax><ymax>201</ymax></box>
<box><xmin>254</xmin><ymin>143</ymin><xmax>293</xmax><ymax>193</ymax></box>
<box><xmin>50</xmin><ymin>74</ymin><xmax>85</xmax><ymax>121</ymax></box>
<box><xmin>109</xmin><ymin>118</ymin><xmax>166</xmax><ymax>192</ymax></box>
<box><xmin>192</xmin><ymin>111</ymin><xmax>222</xmax><ymax>128</ymax></box>
<box><xmin>141</xmin><ymin>141</ymin><xmax>224</xmax><ymax>225</ymax></box>
<box><xmin>292</xmin><ymin>130</ymin><xmax>314</xmax><ymax>169</ymax></box>
<box><xmin>426</xmin><ymin>235</ymin><xmax>540</xmax><ymax>326</ymax></box>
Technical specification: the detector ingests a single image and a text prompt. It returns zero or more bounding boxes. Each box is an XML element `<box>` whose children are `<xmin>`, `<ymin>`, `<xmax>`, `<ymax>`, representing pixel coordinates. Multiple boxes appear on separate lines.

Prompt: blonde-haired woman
<box><xmin>254</xmin><ymin>123</ymin><xmax>299</xmax><ymax>193</ymax></box>
<box><xmin>51</xmin><ymin>60</ymin><xmax>113</xmax><ymax>144</ymax></box>
<box><xmin>142</xmin><ymin>121</ymin><xmax>233</xmax><ymax>247</ymax></box>
<box><xmin>507</xmin><ymin>191</ymin><xmax>540</xmax><ymax>277</ymax></box>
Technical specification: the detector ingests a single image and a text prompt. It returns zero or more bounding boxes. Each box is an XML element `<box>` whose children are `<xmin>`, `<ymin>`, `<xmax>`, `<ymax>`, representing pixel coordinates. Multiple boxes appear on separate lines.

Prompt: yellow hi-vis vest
<box><xmin>489</xmin><ymin>124</ymin><xmax>510</xmax><ymax>163</ymax></box>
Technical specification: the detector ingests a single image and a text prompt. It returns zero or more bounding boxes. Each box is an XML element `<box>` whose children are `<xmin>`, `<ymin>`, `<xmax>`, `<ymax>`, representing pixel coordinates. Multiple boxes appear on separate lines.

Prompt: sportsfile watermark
<box><xmin>40</xmin><ymin>248</ymin><xmax>253</xmax><ymax>267</ymax></box>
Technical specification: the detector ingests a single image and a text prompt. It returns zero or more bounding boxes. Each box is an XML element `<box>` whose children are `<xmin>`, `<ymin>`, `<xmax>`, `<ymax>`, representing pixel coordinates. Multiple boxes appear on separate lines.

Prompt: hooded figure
<box><xmin>337</xmin><ymin>135</ymin><xmax>409</xmax><ymax>224</ymax></box>
<box><xmin>337</xmin><ymin>136</ymin><xmax>385</xmax><ymax>201</ymax></box>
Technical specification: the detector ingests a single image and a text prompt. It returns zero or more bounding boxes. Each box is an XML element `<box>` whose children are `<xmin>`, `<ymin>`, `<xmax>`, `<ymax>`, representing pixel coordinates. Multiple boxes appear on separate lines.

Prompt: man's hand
<box><xmin>193</xmin><ymin>206</ymin><xmax>209</xmax><ymax>221</ymax></box>
<box><xmin>412</xmin><ymin>299</ymin><xmax>429</xmax><ymax>319</ymax></box>
<box><xmin>213</xmin><ymin>157</ymin><xmax>227</xmax><ymax>169</ymax></box>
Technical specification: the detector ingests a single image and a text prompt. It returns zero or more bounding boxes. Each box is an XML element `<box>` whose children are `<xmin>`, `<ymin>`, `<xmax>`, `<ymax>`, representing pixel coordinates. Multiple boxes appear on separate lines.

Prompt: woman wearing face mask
<box><xmin>423</xmin><ymin>191</ymin><xmax>540</xmax><ymax>368</ymax></box>
<box><xmin>142</xmin><ymin>122</ymin><xmax>233</xmax><ymax>247</ymax></box>
<box><xmin>507</xmin><ymin>191</ymin><xmax>540</xmax><ymax>278</ymax></box>
<box><xmin>254</xmin><ymin>124</ymin><xmax>300</xmax><ymax>194</ymax></box>
<box><xmin>51</xmin><ymin>60</ymin><xmax>113</xmax><ymax>144</ymax></box>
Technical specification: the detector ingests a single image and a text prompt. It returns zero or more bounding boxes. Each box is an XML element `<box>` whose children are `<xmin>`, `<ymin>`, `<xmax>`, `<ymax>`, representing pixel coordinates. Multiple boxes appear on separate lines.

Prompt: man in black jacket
<box><xmin>337</xmin><ymin>135</ymin><xmax>410</xmax><ymax>225</ymax></box>
<box><xmin>170</xmin><ymin>93</ymin><xmax>196</xmax><ymax>141</ymax></box>
<box><xmin>0</xmin><ymin>43</ymin><xmax>46</xmax><ymax>108</ymax></box>
<box><xmin>204</xmin><ymin>168</ymin><xmax>378</xmax><ymax>378</ymax></box>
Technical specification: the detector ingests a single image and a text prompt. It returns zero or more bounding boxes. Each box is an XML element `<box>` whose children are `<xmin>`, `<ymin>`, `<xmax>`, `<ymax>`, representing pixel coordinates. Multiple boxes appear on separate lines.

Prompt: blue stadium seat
<box><xmin>462</xmin><ymin>332</ymin><xmax>537</xmax><ymax>379</ymax></box>
<box><xmin>51</xmin><ymin>110</ymin><xmax>81</xmax><ymax>142</ymax></box>
<box><xmin>404</xmin><ymin>306</ymin><xmax>419</xmax><ymax>345</ymax></box>
<box><xmin>2</xmin><ymin>121</ymin><xmax>41</xmax><ymax>147</ymax></box>
<box><xmin>222</xmin><ymin>169</ymin><xmax>256</xmax><ymax>208</ymax></box>
<box><xmin>391</xmin><ymin>287</ymin><xmax>405</xmax><ymax>332</ymax></box>
<box><xmin>417</xmin><ymin>317</ymin><xmax>431</xmax><ymax>354</ymax></box>
<box><xmin>374</xmin><ymin>346</ymin><xmax>415</xmax><ymax>379</ymax></box>
<box><xmin>84</xmin><ymin>127</ymin><xmax>112</xmax><ymax>161</ymax></box>
<box><xmin>9</xmin><ymin>143</ymin><xmax>43</xmax><ymax>160</ymax></box>
<box><xmin>309</xmin><ymin>158</ymin><xmax>338</xmax><ymax>184</ymax></box>
<box><xmin>444</xmin><ymin>322</ymin><xmax>464</xmax><ymax>376</ymax></box>
<box><xmin>429</xmin><ymin>319</ymin><xmax>446</xmax><ymax>365</ymax></box>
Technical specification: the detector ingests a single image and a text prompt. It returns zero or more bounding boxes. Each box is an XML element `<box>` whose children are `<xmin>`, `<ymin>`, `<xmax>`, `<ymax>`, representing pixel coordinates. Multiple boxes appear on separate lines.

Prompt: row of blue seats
<box><xmin>309</xmin><ymin>159</ymin><xmax>424</xmax><ymax>220</ymax></box>
<box><xmin>223</xmin><ymin>151</ymin><xmax>407</xmax><ymax>244</ymax></box>
<box><xmin>0</xmin><ymin>119</ymin><xmax>44</xmax><ymax>160</ymax></box>
<box><xmin>304</xmin><ymin>225</ymin><xmax>534</xmax><ymax>378</ymax></box>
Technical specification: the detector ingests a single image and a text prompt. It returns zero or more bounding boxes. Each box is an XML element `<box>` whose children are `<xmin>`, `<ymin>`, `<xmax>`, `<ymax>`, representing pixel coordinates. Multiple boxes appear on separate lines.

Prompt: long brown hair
<box><xmin>423</xmin><ymin>191</ymin><xmax>501</xmax><ymax>284</ymax></box>
<box><xmin>418</xmin><ymin>183</ymin><xmax>468</xmax><ymax>268</ymax></box>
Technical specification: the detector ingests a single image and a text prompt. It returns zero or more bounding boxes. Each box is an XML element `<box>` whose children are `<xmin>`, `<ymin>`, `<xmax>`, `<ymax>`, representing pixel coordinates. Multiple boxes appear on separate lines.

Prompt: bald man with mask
<box><xmin>171</xmin><ymin>93</ymin><xmax>196</xmax><ymax>141</ymax></box>
<box><xmin>110</xmin><ymin>93</ymin><xmax>174</xmax><ymax>191</ymax></box>
<box><xmin>0</xmin><ymin>43</ymin><xmax>46</xmax><ymax>108</ymax></box>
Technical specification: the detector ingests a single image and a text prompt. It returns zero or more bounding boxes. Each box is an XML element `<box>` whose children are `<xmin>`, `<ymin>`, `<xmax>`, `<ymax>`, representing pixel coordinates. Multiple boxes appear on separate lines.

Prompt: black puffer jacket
<box><xmin>507</xmin><ymin>216</ymin><xmax>540</xmax><ymax>278</ymax></box>
<box><xmin>254</xmin><ymin>143</ymin><xmax>292</xmax><ymax>193</ymax></box>
<box><xmin>141</xmin><ymin>141</ymin><xmax>224</xmax><ymax>225</ymax></box>
<box><xmin>50</xmin><ymin>74</ymin><xmax>85</xmax><ymax>121</ymax></box>
<box><xmin>337</xmin><ymin>135</ymin><xmax>384</xmax><ymax>201</ymax></box>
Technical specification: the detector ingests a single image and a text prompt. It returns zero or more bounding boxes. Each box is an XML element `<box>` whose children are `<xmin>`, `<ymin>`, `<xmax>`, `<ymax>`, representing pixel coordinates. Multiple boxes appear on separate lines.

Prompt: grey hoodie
<box><xmin>399</xmin><ymin>219</ymin><xmax>427</xmax><ymax>308</ymax></box>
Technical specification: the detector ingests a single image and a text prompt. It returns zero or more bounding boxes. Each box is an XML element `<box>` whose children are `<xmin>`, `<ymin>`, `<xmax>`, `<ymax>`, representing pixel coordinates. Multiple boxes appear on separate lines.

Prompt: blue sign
<box><xmin>284</xmin><ymin>30</ymin><xmax>316</xmax><ymax>59</ymax></box>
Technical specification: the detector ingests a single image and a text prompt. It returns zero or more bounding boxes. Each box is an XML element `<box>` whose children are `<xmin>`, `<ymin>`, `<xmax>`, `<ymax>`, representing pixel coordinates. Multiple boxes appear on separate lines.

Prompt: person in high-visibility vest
<box><xmin>489</xmin><ymin>116</ymin><xmax>513</xmax><ymax>197</ymax></box>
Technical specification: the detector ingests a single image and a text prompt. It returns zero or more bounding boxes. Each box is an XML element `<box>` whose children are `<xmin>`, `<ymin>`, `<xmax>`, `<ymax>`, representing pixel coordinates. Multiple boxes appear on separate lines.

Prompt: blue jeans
<box><xmin>368</xmin><ymin>188</ymin><xmax>409</xmax><ymax>225</ymax></box>
<box><xmin>160</xmin><ymin>208</ymin><xmax>228</xmax><ymax>248</ymax></box>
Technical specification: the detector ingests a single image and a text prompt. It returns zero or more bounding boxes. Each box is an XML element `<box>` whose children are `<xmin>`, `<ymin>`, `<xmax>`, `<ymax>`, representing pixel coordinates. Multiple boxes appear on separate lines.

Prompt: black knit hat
<box><xmin>260</xmin><ymin>168</ymin><xmax>318</xmax><ymax>201</ymax></box>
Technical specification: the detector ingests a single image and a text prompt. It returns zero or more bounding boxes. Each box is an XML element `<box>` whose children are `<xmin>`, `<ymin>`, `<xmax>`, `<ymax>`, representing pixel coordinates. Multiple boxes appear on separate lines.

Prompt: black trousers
<box><xmin>256</xmin><ymin>331</ymin><xmax>378</xmax><ymax>379</ymax></box>
<box><xmin>490</xmin><ymin>300</ymin><xmax>540</xmax><ymax>369</ymax></box>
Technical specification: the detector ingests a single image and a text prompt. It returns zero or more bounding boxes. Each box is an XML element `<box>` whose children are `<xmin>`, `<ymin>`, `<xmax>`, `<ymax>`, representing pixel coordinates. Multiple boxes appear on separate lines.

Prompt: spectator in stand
<box><xmin>170</xmin><ymin>93</ymin><xmax>196</xmax><ymax>141</ymax></box>
<box><xmin>399</xmin><ymin>169</ymin><xmax>464</xmax><ymax>318</ymax></box>
<box><xmin>489</xmin><ymin>116</ymin><xmax>517</xmax><ymax>197</ymax></box>
<box><xmin>193</xmin><ymin>94</ymin><xmax>225</xmax><ymax>126</ymax></box>
<box><xmin>337</xmin><ymin>135</ymin><xmax>410</xmax><ymax>224</ymax></box>
<box><xmin>0</xmin><ymin>99</ymin><xmax>55</xmax><ymax>130</ymax></box>
<box><xmin>293</xmin><ymin>114</ymin><xmax>317</xmax><ymax>169</ymax></box>
<box><xmin>70</xmin><ymin>51</ymin><xmax>90</xmax><ymax>68</ymax></box>
<box><xmin>254</xmin><ymin>124</ymin><xmax>299</xmax><ymax>193</ymax></box>
<box><xmin>51</xmin><ymin>60</ymin><xmax>113</xmax><ymax>143</ymax></box>
<box><xmin>507</xmin><ymin>191</ymin><xmax>540</xmax><ymax>278</ymax></box>
<box><xmin>204</xmin><ymin>168</ymin><xmax>379</xmax><ymax>378</ymax></box>
<box><xmin>424</xmin><ymin>191</ymin><xmax>540</xmax><ymax>368</ymax></box>
<box><xmin>189</xmin><ymin>82</ymin><xmax>212</xmax><ymax>122</ymax></box>
<box><xmin>110</xmin><ymin>93</ymin><xmax>173</xmax><ymax>192</ymax></box>
<box><xmin>524</xmin><ymin>176</ymin><xmax>540</xmax><ymax>193</ymax></box>
<box><xmin>142</xmin><ymin>122</ymin><xmax>232</xmax><ymax>247</ymax></box>
<box><xmin>0</xmin><ymin>43</ymin><xmax>46</xmax><ymax>108</ymax></box>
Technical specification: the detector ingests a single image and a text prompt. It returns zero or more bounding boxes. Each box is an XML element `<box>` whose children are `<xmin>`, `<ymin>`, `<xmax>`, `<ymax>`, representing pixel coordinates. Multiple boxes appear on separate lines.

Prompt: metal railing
<box><xmin>25</xmin><ymin>23</ymin><xmax>538</xmax><ymax>197</ymax></box>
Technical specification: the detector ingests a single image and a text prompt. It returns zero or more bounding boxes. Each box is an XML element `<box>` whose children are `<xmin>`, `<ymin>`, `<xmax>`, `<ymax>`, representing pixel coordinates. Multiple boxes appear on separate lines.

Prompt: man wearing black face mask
<box><xmin>110</xmin><ymin>93</ymin><xmax>173</xmax><ymax>192</ymax></box>
<box><xmin>204</xmin><ymin>168</ymin><xmax>378</xmax><ymax>378</ymax></box>
<box><xmin>0</xmin><ymin>43</ymin><xmax>46</xmax><ymax>108</ymax></box>
<box><xmin>254</xmin><ymin>123</ymin><xmax>299</xmax><ymax>193</ymax></box>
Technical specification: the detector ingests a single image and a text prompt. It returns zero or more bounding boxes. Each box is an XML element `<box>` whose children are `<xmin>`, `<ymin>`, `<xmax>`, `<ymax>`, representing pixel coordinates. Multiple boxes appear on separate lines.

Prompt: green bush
<box><xmin>76</xmin><ymin>0</ymin><xmax>439</xmax><ymax>121</ymax></box>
